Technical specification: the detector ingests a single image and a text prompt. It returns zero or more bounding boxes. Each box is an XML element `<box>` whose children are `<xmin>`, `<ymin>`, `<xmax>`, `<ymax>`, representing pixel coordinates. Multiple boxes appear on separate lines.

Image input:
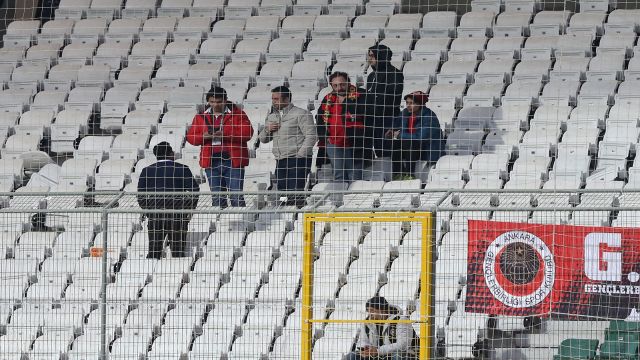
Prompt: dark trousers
<box><xmin>373</xmin><ymin>116</ymin><xmax>395</xmax><ymax>158</ymax></box>
<box><xmin>147</xmin><ymin>214</ymin><xmax>190</xmax><ymax>259</ymax></box>
<box><xmin>275</xmin><ymin>157</ymin><xmax>311</xmax><ymax>206</ymax></box>
<box><xmin>373</xmin><ymin>127</ymin><xmax>388</xmax><ymax>158</ymax></box>
<box><xmin>389</xmin><ymin>138</ymin><xmax>423</xmax><ymax>177</ymax></box>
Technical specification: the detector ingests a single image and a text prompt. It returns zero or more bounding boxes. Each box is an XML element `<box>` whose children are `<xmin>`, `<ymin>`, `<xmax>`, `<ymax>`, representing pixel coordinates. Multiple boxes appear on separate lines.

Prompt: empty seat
<box><xmin>50</xmin><ymin>109</ymin><xmax>91</xmax><ymax>153</ymax></box>
<box><xmin>383</xmin><ymin>13</ymin><xmax>421</xmax><ymax>39</ymax></box>
<box><xmin>107</xmin><ymin>18</ymin><xmax>142</xmax><ymax>38</ymax></box>
<box><xmin>554</xmin><ymin>54</ymin><xmax>591</xmax><ymax>76</ymax></box>
<box><xmin>569</xmin><ymin>11</ymin><xmax>606</xmax><ymax>34</ymax></box>
<box><xmin>268</xmin><ymin>38</ymin><xmax>303</xmax><ymax>62</ymax></box>
<box><xmin>163</xmin><ymin>40</ymin><xmax>200</xmax><ymax>64</ymax></box>
<box><xmin>449</xmin><ymin>37</ymin><xmax>488</xmax><ymax>56</ymax></box>
<box><xmin>77</xmin><ymin>64</ymin><xmax>111</xmax><ymax>88</ymax></box>
<box><xmin>74</xmin><ymin>135</ymin><xmax>114</xmax><ymax>161</ymax></box>
<box><xmin>588</xmin><ymin>51</ymin><xmax>625</xmax><ymax>76</ymax></box>
<box><xmin>185</xmin><ymin>63</ymin><xmax>222</xmax><ymax>88</ymax></box>
<box><xmin>245</xmin><ymin>15</ymin><xmax>280</xmax><ymax>37</ymax></box>
<box><xmin>557</xmin><ymin>34</ymin><xmax>593</xmax><ymax>56</ymax></box>
<box><xmin>71</xmin><ymin>18</ymin><xmax>107</xmax><ymax>45</ymax></box>
<box><xmin>142</xmin><ymin>16</ymin><xmax>178</xmax><ymax>39</ymax></box>
<box><xmin>60</xmin><ymin>43</ymin><xmax>96</xmax><ymax>65</ymax></box>
<box><xmin>579</xmin><ymin>77</ymin><xmax>618</xmax><ymax>100</ymax></box>
<box><xmin>153</xmin><ymin>64</ymin><xmax>190</xmax><ymax>87</ymax></box>
<box><xmin>210</xmin><ymin>19</ymin><xmax>246</xmax><ymax>38</ymax></box>
<box><xmin>0</xmin><ymin>88</ymin><xmax>34</xmax><ymax>112</ymax></box>
<box><xmin>313</xmin><ymin>15</ymin><xmax>349</xmax><ymax>39</ymax></box>
<box><xmin>14</xmin><ymin>110</ymin><xmax>56</xmax><ymax>137</ymax></box>
<box><xmin>38</xmin><ymin>19</ymin><xmax>75</xmax><ymax>45</ymax></box>
<box><xmin>234</xmin><ymin>38</ymin><xmax>271</xmax><ymax>58</ymax></box>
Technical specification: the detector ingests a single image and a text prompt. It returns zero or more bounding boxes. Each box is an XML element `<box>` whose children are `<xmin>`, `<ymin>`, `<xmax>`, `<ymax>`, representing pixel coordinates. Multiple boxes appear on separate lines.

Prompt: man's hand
<box><xmin>202</xmin><ymin>131</ymin><xmax>213</xmax><ymax>140</ymax></box>
<box><xmin>359</xmin><ymin>346</ymin><xmax>379</xmax><ymax>357</ymax></box>
<box><xmin>393</xmin><ymin>130</ymin><xmax>401</xmax><ymax>139</ymax></box>
<box><xmin>267</xmin><ymin>122</ymin><xmax>281</xmax><ymax>132</ymax></box>
<box><xmin>212</xmin><ymin>130</ymin><xmax>223</xmax><ymax>139</ymax></box>
<box><xmin>384</xmin><ymin>129</ymin><xmax>395</xmax><ymax>139</ymax></box>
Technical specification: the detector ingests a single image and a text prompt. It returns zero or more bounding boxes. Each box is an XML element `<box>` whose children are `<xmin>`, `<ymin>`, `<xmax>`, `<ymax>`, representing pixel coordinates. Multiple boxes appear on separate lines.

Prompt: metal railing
<box><xmin>0</xmin><ymin>189</ymin><xmax>636</xmax><ymax>358</ymax></box>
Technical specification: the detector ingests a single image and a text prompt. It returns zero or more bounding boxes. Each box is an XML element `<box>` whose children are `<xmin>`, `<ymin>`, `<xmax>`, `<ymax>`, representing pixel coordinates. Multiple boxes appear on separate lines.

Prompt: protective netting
<box><xmin>3</xmin><ymin>194</ymin><xmax>640</xmax><ymax>359</ymax></box>
<box><xmin>0</xmin><ymin>0</ymin><xmax>640</xmax><ymax>359</ymax></box>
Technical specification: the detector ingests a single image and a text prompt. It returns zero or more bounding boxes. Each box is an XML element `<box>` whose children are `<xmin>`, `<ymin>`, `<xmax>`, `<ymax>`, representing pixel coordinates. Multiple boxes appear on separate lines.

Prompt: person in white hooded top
<box><xmin>347</xmin><ymin>296</ymin><xmax>419</xmax><ymax>359</ymax></box>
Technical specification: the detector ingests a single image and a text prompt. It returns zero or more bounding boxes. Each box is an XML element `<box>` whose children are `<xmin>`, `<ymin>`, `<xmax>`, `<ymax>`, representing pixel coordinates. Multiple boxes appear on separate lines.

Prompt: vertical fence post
<box><xmin>301</xmin><ymin>213</ymin><xmax>315</xmax><ymax>360</ymax></box>
<box><xmin>419</xmin><ymin>212</ymin><xmax>435</xmax><ymax>360</ymax></box>
<box><xmin>99</xmin><ymin>209</ymin><xmax>108</xmax><ymax>360</ymax></box>
<box><xmin>100</xmin><ymin>194</ymin><xmax>123</xmax><ymax>360</ymax></box>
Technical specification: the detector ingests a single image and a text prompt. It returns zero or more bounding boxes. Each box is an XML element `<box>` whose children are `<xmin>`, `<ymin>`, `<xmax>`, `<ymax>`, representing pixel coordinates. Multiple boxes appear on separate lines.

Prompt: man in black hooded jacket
<box><xmin>366</xmin><ymin>44</ymin><xmax>404</xmax><ymax>158</ymax></box>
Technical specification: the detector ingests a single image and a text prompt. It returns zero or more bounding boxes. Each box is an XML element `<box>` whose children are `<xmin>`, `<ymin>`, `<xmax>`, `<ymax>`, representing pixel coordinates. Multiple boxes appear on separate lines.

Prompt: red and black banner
<box><xmin>466</xmin><ymin>220</ymin><xmax>640</xmax><ymax>319</ymax></box>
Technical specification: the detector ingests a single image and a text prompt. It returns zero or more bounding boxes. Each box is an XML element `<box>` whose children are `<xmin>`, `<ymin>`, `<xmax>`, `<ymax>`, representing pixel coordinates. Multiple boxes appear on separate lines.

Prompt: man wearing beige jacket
<box><xmin>259</xmin><ymin>86</ymin><xmax>317</xmax><ymax>206</ymax></box>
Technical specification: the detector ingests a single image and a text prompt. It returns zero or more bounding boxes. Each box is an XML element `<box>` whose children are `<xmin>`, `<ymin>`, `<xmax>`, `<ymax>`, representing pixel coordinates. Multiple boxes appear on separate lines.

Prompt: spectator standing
<box><xmin>347</xmin><ymin>296</ymin><xmax>419</xmax><ymax>360</ymax></box>
<box><xmin>317</xmin><ymin>72</ymin><xmax>371</xmax><ymax>183</ymax></box>
<box><xmin>387</xmin><ymin>91</ymin><xmax>444</xmax><ymax>179</ymax></box>
<box><xmin>259</xmin><ymin>86</ymin><xmax>317</xmax><ymax>207</ymax></box>
<box><xmin>366</xmin><ymin>44</ymin><xmax>404</xmax><ymax>158</ymax></box>
<box><xmin>186</xmin><ymin>87</ymin><xmax>254</xmax><ymax>208</ymax></box>
<box><xmin>137</xmin><ymin>142</ymin><xmax>199</xmax><ymax>259</ymax></box>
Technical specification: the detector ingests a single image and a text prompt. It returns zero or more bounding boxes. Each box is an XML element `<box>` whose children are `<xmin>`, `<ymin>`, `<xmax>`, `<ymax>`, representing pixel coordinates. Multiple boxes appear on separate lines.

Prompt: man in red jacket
<box><xmin>186</xmin><ymin>87</ymin><xmax>254</xmax><ymax>207</ymax></box>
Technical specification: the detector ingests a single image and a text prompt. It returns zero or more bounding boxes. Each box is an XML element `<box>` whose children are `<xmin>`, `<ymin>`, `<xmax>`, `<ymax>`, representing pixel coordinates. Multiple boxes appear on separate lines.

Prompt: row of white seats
<box><xmin>8</xmin><ymin>8</ymin><xmax>640</xmax><ymax>59</ymax></box>
<box><xmin>52</xmin><ymin>0</ymin><xmax>401</xmax><ymax>20</ymax></box>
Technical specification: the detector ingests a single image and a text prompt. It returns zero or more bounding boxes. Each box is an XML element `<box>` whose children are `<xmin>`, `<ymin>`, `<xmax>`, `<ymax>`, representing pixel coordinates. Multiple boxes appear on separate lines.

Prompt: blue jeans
<box><xmin>275</xmin><ymin>157</ymin><xmax>311</xmax><ymax>206</ymax></box>
<box><xmin>205</xmin><ymin>157</ymin><xmax>245</xmax><ymax>208</ymax></box>
<box><xmin>326</xmin><ymin>144</ymin><xmax>363</xmax><ymax>183</ymax></box>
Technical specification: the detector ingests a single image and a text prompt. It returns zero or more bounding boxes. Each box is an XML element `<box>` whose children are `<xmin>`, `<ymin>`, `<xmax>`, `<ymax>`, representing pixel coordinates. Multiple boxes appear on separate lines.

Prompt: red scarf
<box><xmin>406</xmin><ymin>113</ymin><xmax>417</xmax><ymax>134</ymax></box>
<box><xmin>321</xmin><ymin>85</ymin><xmax>362</xmax><ymax>148</ymax></box>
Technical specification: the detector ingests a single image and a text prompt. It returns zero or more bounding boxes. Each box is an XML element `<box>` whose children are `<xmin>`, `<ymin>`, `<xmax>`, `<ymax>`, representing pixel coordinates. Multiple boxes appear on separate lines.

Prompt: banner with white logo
<box><xmin>466</xmin><ymin>220</ymin><xmax>640</xmax><ymax>319</ymax></box>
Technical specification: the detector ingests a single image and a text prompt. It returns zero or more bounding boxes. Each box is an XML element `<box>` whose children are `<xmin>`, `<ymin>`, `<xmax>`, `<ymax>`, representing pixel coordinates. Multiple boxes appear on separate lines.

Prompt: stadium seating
<box><xmin>1</xmin><ymin>0</ymin><xmax>639</xmax><ymax>358</ymax></box>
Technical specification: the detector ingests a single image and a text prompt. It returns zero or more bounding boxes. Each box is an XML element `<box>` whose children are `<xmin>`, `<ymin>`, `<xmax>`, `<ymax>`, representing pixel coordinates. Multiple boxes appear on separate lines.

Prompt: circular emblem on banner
<box><xmin>484</xmin><ymin>231</ymin><xmax>555</xmax><ymax>308</ymax></box>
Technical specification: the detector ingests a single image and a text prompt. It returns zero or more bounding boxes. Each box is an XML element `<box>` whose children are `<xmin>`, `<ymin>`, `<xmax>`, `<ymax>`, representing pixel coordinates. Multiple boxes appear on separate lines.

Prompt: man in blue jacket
<box><xmin>386</xmin><ymin>91</ymin><xmax>444</xmax><ymax>179</ymax></box>
<box><xmin>137</xmin><ymin>142</ymin><xmax>199</xmax><ymax>258</ymax></box>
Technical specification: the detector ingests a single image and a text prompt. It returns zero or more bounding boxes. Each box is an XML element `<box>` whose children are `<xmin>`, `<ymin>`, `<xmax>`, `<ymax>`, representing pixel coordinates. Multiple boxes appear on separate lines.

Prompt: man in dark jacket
<box><xmin>366</xmin><ymin>44</ymin><xmax>404</xmax><ymax>158</ymax></box>
<box><xmin>137</xmin><ymin>142</ymin><xmax>199</xmax><ymax>259</ymax></box>
<box><xmin>387</xmin><ymin>91</ymin><xmax>444</xmax><ymax>179</ymax></box>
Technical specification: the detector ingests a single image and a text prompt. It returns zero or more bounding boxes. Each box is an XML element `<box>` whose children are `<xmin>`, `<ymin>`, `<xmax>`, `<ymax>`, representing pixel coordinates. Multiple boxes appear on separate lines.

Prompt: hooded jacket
<box><xmin>366</xmin><ymin>44</ymin><xmax>404</xmax><ymax>128</ymax></box>
<box><xmin>355</xmin><ymin>305</ymin><xmax>418</xmax><ymax>356</ymax></box>
<box><xmin>136</xmin><ymin>160</ymin><xmax>199</xmax><ymax>210</ymax></box>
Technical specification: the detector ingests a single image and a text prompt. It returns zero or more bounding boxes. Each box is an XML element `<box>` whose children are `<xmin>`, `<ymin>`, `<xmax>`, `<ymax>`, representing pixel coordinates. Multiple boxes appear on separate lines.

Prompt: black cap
<box><xmin>366</xmin><ymin>296</ymin><xmax>390</xmax><ymax>311</ymax></box>
<box><xmin>153</xmin><ymin>141</ymin><xmax>173</xmax><ymax>160</ymax></box>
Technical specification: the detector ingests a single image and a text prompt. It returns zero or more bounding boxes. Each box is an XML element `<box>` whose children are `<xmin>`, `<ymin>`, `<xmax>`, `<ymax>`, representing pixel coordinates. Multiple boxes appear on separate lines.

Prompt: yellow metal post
<box><xmin>301</xmin><ymin>214</ymin><xmax>315</xmax><ymax>360</ymax></box>
<box><xmin>420</xmin><ymin>213</ymin><xmax>433</xmax><ymax>360</ymax></box>
<box><xmin>301</xmin><ymin>212</ymin><xmax>434</xmax><ymax>359</ymax></box>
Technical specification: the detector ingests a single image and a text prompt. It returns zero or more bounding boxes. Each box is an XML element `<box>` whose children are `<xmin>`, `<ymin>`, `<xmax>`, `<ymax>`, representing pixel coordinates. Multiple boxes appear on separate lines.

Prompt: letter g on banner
<box><xmin>585</xmin><ymin>233</ymin><xmax>622</xmax><ymax>282</ymax></box>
